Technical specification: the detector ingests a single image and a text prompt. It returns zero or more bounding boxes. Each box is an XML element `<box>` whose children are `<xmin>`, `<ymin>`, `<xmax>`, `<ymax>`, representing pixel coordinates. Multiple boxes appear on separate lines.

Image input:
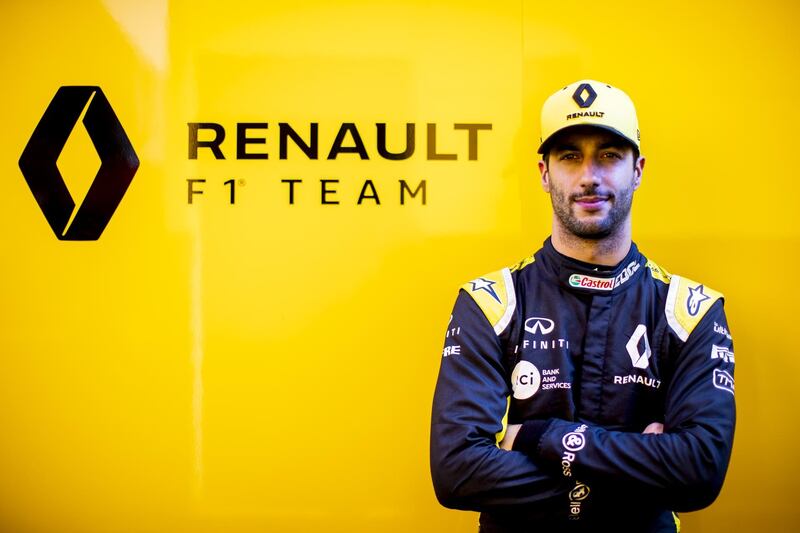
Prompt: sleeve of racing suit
<box><xmin>430</xmin><ymin>289</ymin><xmax>568</xmax><ymax>510</ymax></box>
<box><xmin>513</xmin><ymin>299</ymin><xmax>736</xmax><ymax>512</ymax></box>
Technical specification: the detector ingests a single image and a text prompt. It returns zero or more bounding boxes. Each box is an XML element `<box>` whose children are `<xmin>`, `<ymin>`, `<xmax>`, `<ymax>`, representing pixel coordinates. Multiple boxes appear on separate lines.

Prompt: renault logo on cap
<box><xmin>19</xmin><ymin>86</ymin><xmax>139</xmax><ymax>241</ymax></box>
<box><xmin>572</xmin><ymin>83</ymin><xmax>597</xmax><ymax>108</ymax></box>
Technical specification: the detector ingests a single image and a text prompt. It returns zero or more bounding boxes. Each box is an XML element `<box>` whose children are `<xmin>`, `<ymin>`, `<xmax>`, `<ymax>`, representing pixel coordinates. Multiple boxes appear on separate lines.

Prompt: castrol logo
<box><xmin>569</xmin><ymin>274</ymin><xmax>613</xmax><ymax>291</ymax></box>
<box><xmin>568</xmin><ymin>261</ymin><xmax>640</xmax><ymax>291</ymax></box>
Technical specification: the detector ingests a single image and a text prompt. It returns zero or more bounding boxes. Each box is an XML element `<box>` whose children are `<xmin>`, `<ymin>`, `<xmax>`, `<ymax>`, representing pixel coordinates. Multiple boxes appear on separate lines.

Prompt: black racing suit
<box><xmin>430</xmin><ymin>238</ymin><xmax>736</xmax><ymax>532</ymax></box>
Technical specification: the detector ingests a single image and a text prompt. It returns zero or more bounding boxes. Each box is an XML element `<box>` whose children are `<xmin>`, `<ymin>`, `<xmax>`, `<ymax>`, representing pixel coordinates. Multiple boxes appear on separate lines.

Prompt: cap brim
<box><xmin>537</xmin><ymin>124</ymin><xmax>638</xmax><ymax>155</ymax></box>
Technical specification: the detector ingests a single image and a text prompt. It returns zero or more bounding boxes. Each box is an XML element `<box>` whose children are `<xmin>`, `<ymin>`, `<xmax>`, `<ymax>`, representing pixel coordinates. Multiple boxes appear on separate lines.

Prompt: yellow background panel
<box><xmin>0</xmin><ymin>0</ymin><xmax>796</xmax><ymax>531</ymax></box>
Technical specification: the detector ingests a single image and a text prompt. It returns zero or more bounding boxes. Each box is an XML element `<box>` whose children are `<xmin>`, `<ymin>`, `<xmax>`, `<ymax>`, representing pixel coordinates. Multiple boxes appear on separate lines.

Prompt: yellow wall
<box><xmin>0</xmin><ymin>1</ymin><xmax>796</xmax><ymax>531</ymax></box>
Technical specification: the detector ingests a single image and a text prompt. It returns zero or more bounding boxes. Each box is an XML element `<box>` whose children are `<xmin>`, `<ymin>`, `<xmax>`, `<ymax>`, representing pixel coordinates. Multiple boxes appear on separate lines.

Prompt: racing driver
<box><xmin>430</xmin><ymin>79</ymin><xmax>736</xmax><ymax>532</ymax></box>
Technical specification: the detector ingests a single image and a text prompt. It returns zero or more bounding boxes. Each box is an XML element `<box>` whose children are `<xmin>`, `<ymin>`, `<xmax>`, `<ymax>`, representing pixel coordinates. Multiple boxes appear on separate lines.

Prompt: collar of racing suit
<box><xmin>536</xmin><ymin>237</ymin><xmax>646</xmax><ymax>295</ymax></box>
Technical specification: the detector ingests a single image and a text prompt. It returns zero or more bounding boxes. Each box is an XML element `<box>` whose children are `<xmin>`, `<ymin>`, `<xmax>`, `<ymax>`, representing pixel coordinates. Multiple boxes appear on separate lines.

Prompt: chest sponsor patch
<box><xmin>518</xmin><ymin>317</ymin><xmax>570</xmax><ymax>350</ymax></box>
<box><xmin>540</xmin><ymin>367</ymin><xmax>572</xmax><ymax>390</ymax></box>
<box><xmin>511</xmin><ymin>361</ymin><xmax>541</xmax><ymax>399</ymax></box>
<box><xmin>515</xmin><ymin>338</ymin><xmax>570</xmax><ymax>351</ymax></box>
<box><xmin>569</xmin><ymin>273</ymin><xmax>613</xmax><ymax>291</ymax></box>
<box><xmin>568</xmin><ymin>261</ymin><xmax>640</xmax><ymax>291</ymax></box>
<box><xmin>625</xmin><ymin>324</ymin><xmax>651</xmax><ymax>369</ymax></box>
<box><xmin>524</xmin><ymin>317</ymin><xmax>555</xmax><ymax>334</ymax></box>
<box><xmin>613</xmin><ymin>374</ymin><xmax>661</xmax><ymax>389</ymax></box>
<box><xmin>511</xmin><ymin>363</ymin><xmax>570</xmax><ymax>397</ymax></box>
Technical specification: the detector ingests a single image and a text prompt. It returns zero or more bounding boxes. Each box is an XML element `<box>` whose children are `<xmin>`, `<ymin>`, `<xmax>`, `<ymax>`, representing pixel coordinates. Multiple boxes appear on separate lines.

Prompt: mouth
<box><xmin>573</xmin><ymin>195</ymin><xmax>611</xmax><ymax>211</ymax></box>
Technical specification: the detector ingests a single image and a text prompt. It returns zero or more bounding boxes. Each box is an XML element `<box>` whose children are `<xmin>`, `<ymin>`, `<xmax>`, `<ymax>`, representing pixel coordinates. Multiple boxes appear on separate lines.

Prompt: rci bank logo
<box><xmin>19</xmin><ymin>86</ymin><xmax>139</xmax><ymax>240</ymax></box>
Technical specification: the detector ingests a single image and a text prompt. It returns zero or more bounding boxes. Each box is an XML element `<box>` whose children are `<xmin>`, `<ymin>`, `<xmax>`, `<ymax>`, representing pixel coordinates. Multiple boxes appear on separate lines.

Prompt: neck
<box><xmin>550</xmin><ymin>217</ymin><xmax>632</xmax><ymax>266</ymax></box>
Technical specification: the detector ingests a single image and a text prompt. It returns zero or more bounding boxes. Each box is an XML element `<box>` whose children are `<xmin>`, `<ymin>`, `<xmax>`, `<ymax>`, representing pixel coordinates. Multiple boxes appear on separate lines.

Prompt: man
<box><xmin>430</xmin><ymin>80</ymin><xmax>736</xmax><ymax>532</ymax></box>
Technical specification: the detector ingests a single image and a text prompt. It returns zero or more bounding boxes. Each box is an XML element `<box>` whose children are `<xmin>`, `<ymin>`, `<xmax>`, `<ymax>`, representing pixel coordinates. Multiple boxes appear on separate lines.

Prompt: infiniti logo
<box><xmin>524</xmin><ymin>317</ymin><xmax>555</xmax><ymax>335</ymax></box>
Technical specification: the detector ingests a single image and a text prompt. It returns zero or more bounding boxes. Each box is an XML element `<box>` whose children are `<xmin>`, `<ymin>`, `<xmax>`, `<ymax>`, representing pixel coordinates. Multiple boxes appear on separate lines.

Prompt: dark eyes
<box><xmin>558</xmin><ymin>151</ymin><xmax>622</xmax><ymax>161</ymax></box>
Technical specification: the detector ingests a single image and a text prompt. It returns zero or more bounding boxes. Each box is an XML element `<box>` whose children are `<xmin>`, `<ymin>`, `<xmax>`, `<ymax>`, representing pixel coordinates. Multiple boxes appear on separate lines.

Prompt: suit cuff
<box><xmin>512</xmin><ymin>419</ymin><xmax>554</xmax><ymax>456</ymax></box>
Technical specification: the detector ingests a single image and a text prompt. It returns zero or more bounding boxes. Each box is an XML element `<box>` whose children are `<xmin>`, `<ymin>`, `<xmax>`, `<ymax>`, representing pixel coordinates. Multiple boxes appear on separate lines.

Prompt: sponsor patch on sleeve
<box><xmin>665</xmin><ymin>275</ymin><xmax>723</xmax><ymax>341</ymax></box>
<box><xmin>712</xmin><ymin>368</ymin><xmax>735</xmax><ymax>395</ymax></box>
<box><xmin>710</xmin><ymin>344</ymin><xmax>735</xmax><ymax>364</ymax></box>
<box><xmin>462</xmin><ymin>267</ymin><xmax>516</xmax><ymax>335</ymax></box>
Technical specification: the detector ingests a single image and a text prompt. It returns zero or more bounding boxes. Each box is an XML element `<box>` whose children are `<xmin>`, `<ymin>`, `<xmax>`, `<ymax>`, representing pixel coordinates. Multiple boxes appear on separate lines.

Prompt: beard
<box><xmin>549</xmin><ymin>182</ymin><xmax>634</xmax><ymax>240</ymax></box>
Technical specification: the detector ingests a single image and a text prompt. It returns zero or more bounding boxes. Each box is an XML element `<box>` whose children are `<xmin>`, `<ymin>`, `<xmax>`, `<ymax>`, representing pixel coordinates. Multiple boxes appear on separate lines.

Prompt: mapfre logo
<box><xmin>19</xmin><ymin>86</ymin><xmax>139</xmax><ymax>240</ymax></box>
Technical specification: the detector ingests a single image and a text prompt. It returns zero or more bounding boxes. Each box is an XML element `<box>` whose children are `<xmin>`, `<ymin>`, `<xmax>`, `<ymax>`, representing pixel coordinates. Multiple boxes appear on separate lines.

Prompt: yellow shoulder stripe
<box><xmin>646</xmin><ymin>259</ymin><xmax>672</xmax><ymax>284</ymax></box>
<box><xmin>462</xmin><ymin>267</ymin><xmax>516</xmax><ymax>335</ymax></box>
<box><xmin>495</xmin><ymin>396</ymin><xmax>511</xmax><ymax>446</ymax></box>
<box><xmin>665</xmin><ymin>275</ymin><xmax>723</xmax><ymax>342</ymax></box>
<box><xmin>510</xmin><ymin>254</ymin><xmax>535</xmax><ymax>273</ymax></box>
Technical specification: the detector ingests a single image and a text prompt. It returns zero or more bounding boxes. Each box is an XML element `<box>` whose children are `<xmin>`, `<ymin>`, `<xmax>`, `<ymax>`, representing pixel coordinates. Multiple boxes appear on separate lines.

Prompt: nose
<box><xmin>577</xmin><ymin>158</ymin><xmax>602</xmax><ymax>188</ymax></box>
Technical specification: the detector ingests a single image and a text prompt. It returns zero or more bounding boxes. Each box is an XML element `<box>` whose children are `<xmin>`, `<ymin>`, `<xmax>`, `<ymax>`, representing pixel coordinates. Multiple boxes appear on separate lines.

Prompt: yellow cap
<box><xmin>538</xmin><ymin>79</ymin><xmax>640</xmax><ymax>154</ymax></box>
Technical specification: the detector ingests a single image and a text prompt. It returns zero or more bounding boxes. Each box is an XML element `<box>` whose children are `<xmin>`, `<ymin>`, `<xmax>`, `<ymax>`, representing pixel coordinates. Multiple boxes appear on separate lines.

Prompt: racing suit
<box><xmin>430</xmin><ymin>238</ymin><xmax>736</xmax><ymax>532</ymax></box>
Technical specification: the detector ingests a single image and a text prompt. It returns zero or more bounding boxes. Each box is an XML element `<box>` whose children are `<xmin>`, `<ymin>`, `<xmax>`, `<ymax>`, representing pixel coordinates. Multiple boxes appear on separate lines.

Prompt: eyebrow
<box><xmin>551</xmin><ymin>143</ymin><xmax>580</xmax><ymax>153</ymax></box>
<box><xmin>552</xmin><ymin>141</ymin><xmax>627</xmax><ymax>152</ymax></box>
<box><xmin>598</xmin><ymin>141</ymin><xmax>627</xmax><ymax>150</ymax></box>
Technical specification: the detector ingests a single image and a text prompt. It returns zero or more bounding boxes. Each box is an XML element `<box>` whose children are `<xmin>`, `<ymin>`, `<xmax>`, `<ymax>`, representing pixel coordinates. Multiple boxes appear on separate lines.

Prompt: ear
<box><xmin>633</xmin><ymin>155</ymin><xmax>645</xmax><ymax>191</ymax></box>
<box><xmin>538</xmin><ymin>160</ymin><xmax>550</xmax><ymax>193</ymax></box>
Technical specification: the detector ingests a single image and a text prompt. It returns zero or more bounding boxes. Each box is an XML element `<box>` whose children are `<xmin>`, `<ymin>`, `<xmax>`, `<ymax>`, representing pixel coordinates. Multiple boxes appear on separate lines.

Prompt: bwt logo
<box><xmin>19</xmin><ymin>86</ymin><xmax>139</xmax><ymax>240</ymax></box>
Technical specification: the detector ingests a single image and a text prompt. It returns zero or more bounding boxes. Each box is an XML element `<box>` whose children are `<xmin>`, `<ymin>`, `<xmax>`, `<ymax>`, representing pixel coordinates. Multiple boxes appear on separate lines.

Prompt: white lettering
<box><xmin>711</xmin><ymin>344</ymin><xmax>735</xmax><ymax>364</ymax></box>
<box><xmin>713</xmin><ymin>369</ymin><xmax>735</xmax><ymax>394</ymax></box>
<box><xmin>541</xmin><ymin>382</ymin><xmax>572</xmax><ymax>390</ymax></box>
<box><xmin>714</xmin><ymin>322</ymin><xmax>733</xmax><ymax>340</ymax></box>
<box><xmin>445</xmin><ymin>326</ymin><xmax>461</xmax><ymax>338</ymax></box>
<box><xmin>612</xmin><ymin>261</ymin><xmax>640</xmax><ymax>288</ymax></box>
<box><xmin>520</xmin><ymin>338</ymin><xmax>569</xmax><ymax>351</ymax></box>
<box><xmin>562</xmin><ymin>451</ymin><xmax>575</xmax><ymax>477</ymax></box>
<box><xmin>442</xmin><ymin>345</ymin><xmax>461</xmax><ymax>357</ymax></box>
<box><xmin>613</xmin><ymin>374</ymin><xmax>661</xmax><ymax>389</ymax></box>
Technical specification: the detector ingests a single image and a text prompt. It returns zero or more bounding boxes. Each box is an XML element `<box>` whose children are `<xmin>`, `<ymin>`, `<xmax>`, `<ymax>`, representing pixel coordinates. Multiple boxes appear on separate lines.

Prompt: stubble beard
<box><xmin>550</xmin><ymin>184</ymin><xmax>634</xmax><ymax>241</ymax></box>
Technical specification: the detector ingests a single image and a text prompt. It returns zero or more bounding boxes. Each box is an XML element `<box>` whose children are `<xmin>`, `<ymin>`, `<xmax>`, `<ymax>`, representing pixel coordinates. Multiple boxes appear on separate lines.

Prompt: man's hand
<box><xmin>500</xmin><ymin>423</ymin><xmax>522</xmax><ymax>450</ymax></box>
<box><xmin>642</xmin><ymin>422</ymin><xmax>664</xmax><ymax>434</ymax></box>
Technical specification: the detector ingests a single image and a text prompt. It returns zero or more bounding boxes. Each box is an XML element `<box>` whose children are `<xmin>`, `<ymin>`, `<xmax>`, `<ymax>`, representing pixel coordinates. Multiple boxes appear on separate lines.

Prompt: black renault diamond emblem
<box><xmin>19</xmin><ymin>86</ymin><xmax>139</xmax><ymax>241</ymax></box>
<box><xmin>572</xmin><ymin>83</ymin><xmax>597</xmax><ymax>108</ymax></box>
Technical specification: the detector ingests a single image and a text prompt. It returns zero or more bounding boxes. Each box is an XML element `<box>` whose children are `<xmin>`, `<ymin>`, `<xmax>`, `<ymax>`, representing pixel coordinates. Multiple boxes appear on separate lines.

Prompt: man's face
<box><xmin>538</xmin><ymin>126</ymin><xmax>644</xmax><ymax>240</ymax></box>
